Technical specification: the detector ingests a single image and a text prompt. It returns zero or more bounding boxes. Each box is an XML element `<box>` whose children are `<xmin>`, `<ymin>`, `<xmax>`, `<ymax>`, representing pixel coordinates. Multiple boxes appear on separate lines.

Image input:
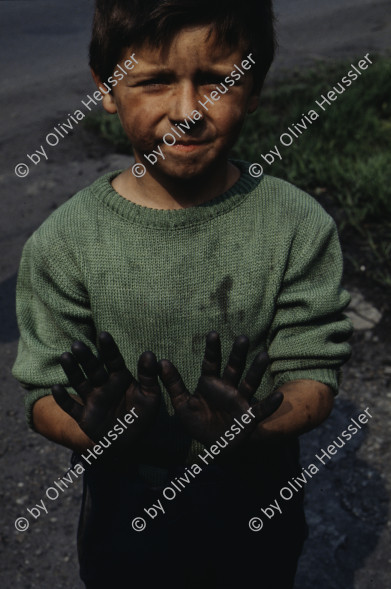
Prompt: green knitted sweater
<box><xmin>12</xmin><ymin>159</ymin><xmax>353</xmax><ymax>463</ymax></box>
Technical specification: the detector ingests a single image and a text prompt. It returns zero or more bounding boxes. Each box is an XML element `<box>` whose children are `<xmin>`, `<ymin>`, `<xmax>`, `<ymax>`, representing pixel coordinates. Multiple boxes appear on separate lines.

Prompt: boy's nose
<box><xmin>168</xmin><ymin>82</ymin><xmax>200</xmax><ymax>122</ymax></box>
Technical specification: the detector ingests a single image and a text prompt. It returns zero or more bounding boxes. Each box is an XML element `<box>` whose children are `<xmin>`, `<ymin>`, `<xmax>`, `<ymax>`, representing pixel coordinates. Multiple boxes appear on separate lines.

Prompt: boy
<box><xmin>12</xmin><ymin>1</ymin><xmax>353</xmax><ymax>587</ymax></box>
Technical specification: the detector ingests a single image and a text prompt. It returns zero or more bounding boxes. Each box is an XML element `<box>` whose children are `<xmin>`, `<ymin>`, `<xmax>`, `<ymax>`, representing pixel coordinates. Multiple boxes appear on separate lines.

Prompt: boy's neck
<box><xmin>111</xmin><ymin>161</ymin><xmax>241</xmax><ymax>210</ymax></box>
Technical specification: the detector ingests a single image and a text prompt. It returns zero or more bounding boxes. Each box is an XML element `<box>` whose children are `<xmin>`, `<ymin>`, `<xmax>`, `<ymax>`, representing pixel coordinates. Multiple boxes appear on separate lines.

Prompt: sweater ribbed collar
<box><xmin>92</xmin><ymin>159</ymin><xmax>262</xmax><ymax>229</ymax></box>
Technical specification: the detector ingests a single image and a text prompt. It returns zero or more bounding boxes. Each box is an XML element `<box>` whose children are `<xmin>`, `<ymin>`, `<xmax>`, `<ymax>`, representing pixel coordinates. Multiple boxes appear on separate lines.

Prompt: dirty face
<box><xmin>94</xmin><ymin>25</ymin><xmax>259</xmax><ymax>182</ymax></box>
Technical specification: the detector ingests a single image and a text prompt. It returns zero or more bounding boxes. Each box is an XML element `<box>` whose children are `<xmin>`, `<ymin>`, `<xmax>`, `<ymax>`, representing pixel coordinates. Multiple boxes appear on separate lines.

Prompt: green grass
<box><xmin>234</xmin><ymin>57</ymin><xmax>391</xmax><ymax>225</ymax></box>
<box><xmin>84</xmin><ymin>55</ymin><xmax>391</xmax><ymax>290</ymax></box>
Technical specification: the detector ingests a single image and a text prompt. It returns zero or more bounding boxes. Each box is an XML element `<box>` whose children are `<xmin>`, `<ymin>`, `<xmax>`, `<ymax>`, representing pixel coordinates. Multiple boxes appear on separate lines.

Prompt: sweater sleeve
<box><xmin>266</xmin><ymin>211</ymin><xmax>353</xmax><ymax>395</ymax></box>
<box><xmin>12</xmin><ymin>229</ymin><xmax>96</xmax><ymax>430</ymax></box>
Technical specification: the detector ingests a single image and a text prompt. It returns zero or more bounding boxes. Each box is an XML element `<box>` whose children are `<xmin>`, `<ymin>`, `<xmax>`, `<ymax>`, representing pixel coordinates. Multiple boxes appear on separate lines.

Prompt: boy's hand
<box><xmin>158</xmin><ymin>331</ymin><xmax>283</xmax><ymax>447</ymax></box>
<box><xmin>51</xmin><ymin>332</ymin><xmax>161</xmax><ymax>447</ymax></box>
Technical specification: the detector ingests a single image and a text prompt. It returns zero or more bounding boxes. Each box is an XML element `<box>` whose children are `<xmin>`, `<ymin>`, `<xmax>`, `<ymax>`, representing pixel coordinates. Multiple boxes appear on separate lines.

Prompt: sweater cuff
<box><xmin>24</xmin><ymin>388</ymin><xmax>54</xmax><ymax>431</ymax></box>
<box><xmin>24</xmin><ymin>386</ymin><xmax>77</xmax><ymax>431</ymax></box>
<box><xmin>273</xmin><ymin>367</ymin><xmax>342</xmax><ymax>396</ymax></box>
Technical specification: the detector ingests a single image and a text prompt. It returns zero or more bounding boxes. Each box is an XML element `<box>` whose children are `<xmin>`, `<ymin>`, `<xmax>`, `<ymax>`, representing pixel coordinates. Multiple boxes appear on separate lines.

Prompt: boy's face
<box><xmin>93</xmin><ymin>26</ymin><xmax>259</xmax><ymax>181</ymax></box>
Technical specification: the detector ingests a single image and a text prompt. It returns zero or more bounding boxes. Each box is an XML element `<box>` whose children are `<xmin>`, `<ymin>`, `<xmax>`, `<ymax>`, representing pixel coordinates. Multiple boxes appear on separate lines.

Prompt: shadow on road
<box><xmin>0</xmin><ymin>272</ymin><xmax>19</xmax><ymax>342</ymax></box>
<box><xmin>295</xmin><ymin>397</ymin><xmax>388</xmax><ymax>588</ymax></box>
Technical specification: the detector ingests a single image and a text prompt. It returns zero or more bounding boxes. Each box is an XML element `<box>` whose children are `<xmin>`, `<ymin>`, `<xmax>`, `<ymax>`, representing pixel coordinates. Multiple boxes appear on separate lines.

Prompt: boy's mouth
<box><xmin>167</xmin><ymin>140</ymin><xmax>210</xmax><ymax>152</ymax></box>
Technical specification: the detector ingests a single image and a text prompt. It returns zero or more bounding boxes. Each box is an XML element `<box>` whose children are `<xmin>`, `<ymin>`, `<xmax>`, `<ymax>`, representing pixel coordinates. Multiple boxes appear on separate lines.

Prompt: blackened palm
<box><xmin>52</xmin><ymin>331</ymin><xmax>161</xmax><ymax>446</ymax></box>
<box><xmin>158</xmin><ymin>331</ymin><xmax>283</xmax><ymax>447</ymax></box>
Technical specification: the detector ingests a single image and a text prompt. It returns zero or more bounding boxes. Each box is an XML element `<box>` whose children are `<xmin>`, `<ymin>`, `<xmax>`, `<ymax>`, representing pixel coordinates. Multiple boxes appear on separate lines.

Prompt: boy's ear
<box><xmin>247</xmin><ymin>94</ymin><xmax>260</xmax><ymax>114</ymax></box>
<box><xmin>90</xmin><ymin>68</ymin><xmax>118</xmax><ymax>114</ymax></box>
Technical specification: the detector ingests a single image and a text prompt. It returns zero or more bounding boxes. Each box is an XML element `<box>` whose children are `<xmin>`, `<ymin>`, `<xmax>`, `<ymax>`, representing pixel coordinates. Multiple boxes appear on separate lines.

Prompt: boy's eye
<box><xmin>134</xmin><ymin>74</ymin><xmax>228</xmax><ymax>89</ymax></box>
<box><xmin>138</xmin><ymin>78</ymin><xmax>168</xmax><ymax>87</ymax></box>
<box><xmin>199</xmin><ymin>75</ymin><xmax>226</xmax><ymax>85</ymax></box>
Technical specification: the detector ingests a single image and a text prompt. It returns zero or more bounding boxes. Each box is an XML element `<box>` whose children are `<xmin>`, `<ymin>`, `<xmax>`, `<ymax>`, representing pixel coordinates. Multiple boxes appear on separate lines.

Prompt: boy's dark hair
<box><xmin>89</xmin><ymin>0</ymin><xmax>276</xmax><ymax>92</ymax></box>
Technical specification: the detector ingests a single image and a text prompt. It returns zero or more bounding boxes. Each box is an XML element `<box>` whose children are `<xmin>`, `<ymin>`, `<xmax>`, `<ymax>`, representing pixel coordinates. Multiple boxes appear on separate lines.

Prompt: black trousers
<box><xmin>76</xmin><ymin>445</ymin><xmax>308</xmax><ymax>589</ymax></box>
